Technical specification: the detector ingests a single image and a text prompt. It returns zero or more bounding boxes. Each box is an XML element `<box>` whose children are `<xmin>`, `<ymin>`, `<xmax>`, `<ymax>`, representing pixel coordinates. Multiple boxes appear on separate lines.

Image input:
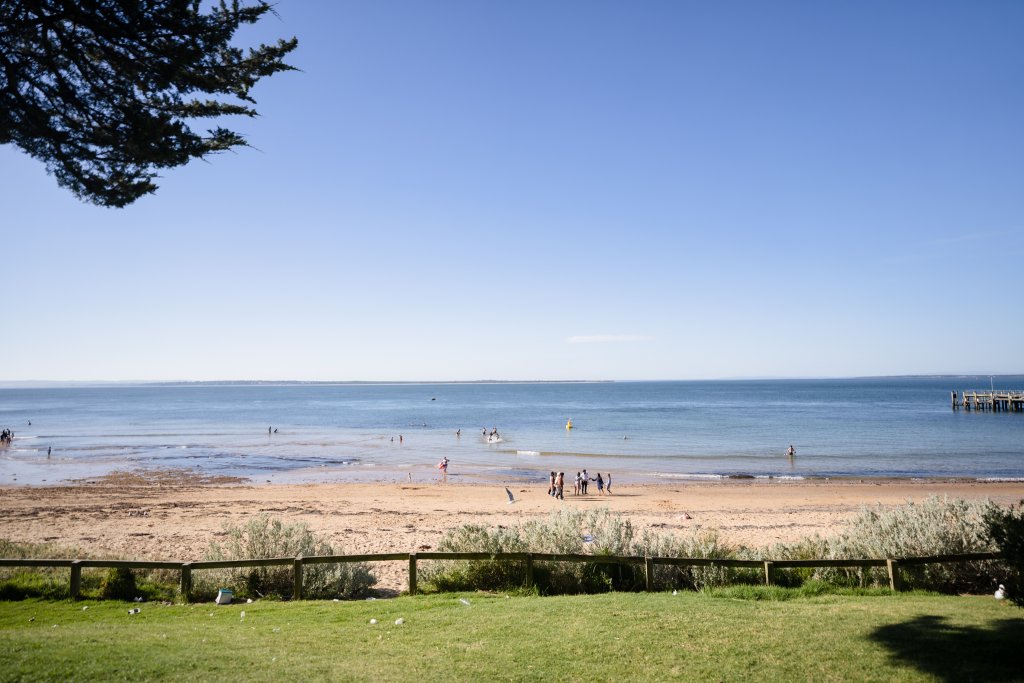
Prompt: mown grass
<box><xmin>1</xmin><ymin>591</ymin><xmax>1022</xmax><ymax>682</ymax></box>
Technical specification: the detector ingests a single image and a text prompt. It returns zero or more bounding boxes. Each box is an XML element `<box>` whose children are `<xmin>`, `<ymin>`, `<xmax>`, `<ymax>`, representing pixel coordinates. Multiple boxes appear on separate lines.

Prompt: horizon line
<box><xmin>2</xmin><ymin>372</ymin><xmax>1022</xmax><ymax>388</ymax></box>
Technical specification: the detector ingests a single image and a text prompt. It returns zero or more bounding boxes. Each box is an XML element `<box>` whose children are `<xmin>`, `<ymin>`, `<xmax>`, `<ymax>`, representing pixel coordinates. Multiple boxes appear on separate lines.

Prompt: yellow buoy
<box><xmin>566</xmin><ymin>419</ymin><xmax>573</xmax><ymax>430</ymax></box>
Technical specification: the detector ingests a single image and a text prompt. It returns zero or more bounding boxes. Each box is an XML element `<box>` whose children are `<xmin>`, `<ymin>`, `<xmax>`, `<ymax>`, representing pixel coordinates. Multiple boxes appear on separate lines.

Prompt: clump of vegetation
<box><xmin>425</xmin><ymin>497</ymin><xmax>1008</xmax><ymax>596</ymax></box>
<box><xmin>203</xmin><ymin>515</ymin><xmax>375</xmax><ymax>600</ymax></box>
<box><xmin>637</xmin><ymin>528</ymin><xmax>737</xmax><ymax>591</ymax></box>
<box><xmin>99</xmin><ymin>567</ymin><xmax>137</xmax><ymax>600</ymax></box>
<box><xmin>824</xmin><ymin>496</ymin><xmax>999</xmax><ymax>592</ymax></box>
<box><xmin>427</xmin><ymin>508</ymin><xmax>645</xmax><ymax>594</ymax></box>
<box><xmin>985</xmin><ymin>499</ymin><xmax>1024</xmax><ymax>607</ymax></box>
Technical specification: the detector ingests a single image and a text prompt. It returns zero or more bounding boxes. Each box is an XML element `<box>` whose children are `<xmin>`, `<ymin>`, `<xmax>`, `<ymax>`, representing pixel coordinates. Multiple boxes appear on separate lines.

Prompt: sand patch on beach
<box><xmin>1</xmin><ymin>471</ymin><xmax>1021</xmax><ymax>594</ymax></box>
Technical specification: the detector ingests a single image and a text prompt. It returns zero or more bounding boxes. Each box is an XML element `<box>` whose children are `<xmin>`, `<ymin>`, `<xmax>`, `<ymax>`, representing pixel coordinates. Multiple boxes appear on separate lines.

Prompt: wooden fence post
<box><xmin>525</xmin><ymin>553</ymin><xmax>534</xmax><ymax>589</ymax></box>
<box><xmin>409</xmin><ymin>553</ymin><xmax>417</xmax><ymax>595</ymax></box>
<box><xmin>645</xmin><ymin>557</ymin><xmax>654</xmax><ymax>592</ymax></box>
<box><xmin>763</xmin><ymin>561</ymin><xmax>774</xmax><ymax>586</ymax></box>
<box><xmin>180</xmin><ymin>563</ymin><xmax>192</xmax><ymax>603</ymax></box>
<box><xmin>293</xmin><ymin>557</ymin><xmax>304</xmax><ymax>601</ymax></box>
<box><xmin>887</xmin><ymin>559</ymin><xmax>901</xmax><ymax>592</ymax></box>
<box><xmin>70</xmin><ymin>560</ymin><xmax>82</xmax><ymax>600</ymax></box>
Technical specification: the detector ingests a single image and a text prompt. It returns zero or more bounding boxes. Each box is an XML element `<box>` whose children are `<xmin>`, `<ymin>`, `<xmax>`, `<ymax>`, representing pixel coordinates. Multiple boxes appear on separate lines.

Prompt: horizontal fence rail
<box><xmin>0</xmin><ymin>551</ymin><xmax>1002</xmax><ymax>601</ymax></box>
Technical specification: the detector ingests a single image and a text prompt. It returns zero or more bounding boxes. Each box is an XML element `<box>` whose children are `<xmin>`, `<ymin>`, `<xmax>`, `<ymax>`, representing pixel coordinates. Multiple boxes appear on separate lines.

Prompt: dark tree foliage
<box><xmin>0</xmin><ymin>0</ymin><xmax>297</xmax><ymax>207</ymax></box>
<box><xmin>985</xmin><ymin>500</ymin><xmax>1024</xmax><ymax>607</ymax></box>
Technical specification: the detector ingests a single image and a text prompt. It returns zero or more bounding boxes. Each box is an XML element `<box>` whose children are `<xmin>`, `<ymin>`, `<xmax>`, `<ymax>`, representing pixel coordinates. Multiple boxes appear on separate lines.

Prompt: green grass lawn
<box><xmin>1</xmin><ymin>590</ymin><xmax>1022</xmax><ymax>682</ymax></box>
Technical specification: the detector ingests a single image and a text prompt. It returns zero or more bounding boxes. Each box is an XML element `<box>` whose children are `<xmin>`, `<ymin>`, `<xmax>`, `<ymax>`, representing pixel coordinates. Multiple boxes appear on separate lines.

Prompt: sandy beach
<box><xmin>1</xmin><ymin>471</ymin><xmax>1021</xmax><ymax>594</ymax></box>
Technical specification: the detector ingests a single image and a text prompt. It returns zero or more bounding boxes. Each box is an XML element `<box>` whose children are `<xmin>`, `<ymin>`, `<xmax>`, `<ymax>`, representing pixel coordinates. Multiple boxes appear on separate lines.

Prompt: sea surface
<box><xmin>1</xmin><ymin>377</ymin><xmax>1023</xmax><ymax>485</ymax></box>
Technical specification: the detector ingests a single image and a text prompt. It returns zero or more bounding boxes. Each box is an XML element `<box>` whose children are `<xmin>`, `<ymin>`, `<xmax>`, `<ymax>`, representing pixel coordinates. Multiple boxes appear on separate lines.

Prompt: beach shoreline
<box><xmin>1</xmin><ymin>470</ymin><xmax>1021</xmax><ymax>594</ymax></box>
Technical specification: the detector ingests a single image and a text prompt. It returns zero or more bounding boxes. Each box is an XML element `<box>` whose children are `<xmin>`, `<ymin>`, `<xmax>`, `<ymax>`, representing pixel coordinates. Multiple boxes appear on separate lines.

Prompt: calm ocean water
<box><xmin>1</xmin><ymin>377</ymin><xmax>1023</xmax><ymax>485</ymax></box>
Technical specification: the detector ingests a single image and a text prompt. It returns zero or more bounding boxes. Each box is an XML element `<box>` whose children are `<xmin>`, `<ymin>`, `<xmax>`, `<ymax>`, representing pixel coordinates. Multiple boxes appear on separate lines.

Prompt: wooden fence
<box><xmin>0</xmin><ymin>551</ymin><xmax>1002</xmax><ymax>601</ymax></box>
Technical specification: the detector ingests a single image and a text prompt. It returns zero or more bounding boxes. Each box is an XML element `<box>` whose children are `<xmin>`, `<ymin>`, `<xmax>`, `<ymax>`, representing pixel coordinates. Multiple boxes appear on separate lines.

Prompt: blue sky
<box><xmin>2</xmin><ymin>1</ymin><xmax>1022</xmax><ymax>382</ymax></box>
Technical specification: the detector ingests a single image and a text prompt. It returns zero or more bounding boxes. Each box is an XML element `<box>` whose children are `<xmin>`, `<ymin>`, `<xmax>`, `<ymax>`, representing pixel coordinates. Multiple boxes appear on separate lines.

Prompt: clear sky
<box><xmin>2</xmin><ymin>1</ymin><xmax>1022</xmax><ymax>382</ymax></box>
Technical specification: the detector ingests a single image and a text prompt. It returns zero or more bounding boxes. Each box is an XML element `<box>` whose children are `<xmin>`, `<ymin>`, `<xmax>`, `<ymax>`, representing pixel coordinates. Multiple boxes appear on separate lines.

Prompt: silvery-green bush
<box><xmin>204</xmin><ymin>515</ymin><xmax>375</xmax><ymax>599</ymax></box>
<box><xmin>426</xmin><ymin>508</ymin><xmax>642</xmax><ymax>593</ymax></box>
<box><xmin>425</xmin><ymin>498</ymin><xmax>1007</xmax><ymax>595</ymax></box>
<box><xmin>637</xmin><ymin>528</ymin><xmax>735</xmax><ymax>591</ymax></box>
<box><xmin>824</xmin><ymin>496</ymin><xmax>999</xmax><ymax>592</ymax></box>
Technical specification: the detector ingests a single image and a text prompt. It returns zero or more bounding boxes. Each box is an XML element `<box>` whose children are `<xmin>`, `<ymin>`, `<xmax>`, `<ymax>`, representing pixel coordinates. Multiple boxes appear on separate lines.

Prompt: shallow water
<box><xmin>1</xmin><ymin>377</ymin><xmax>1022</xmax><ymax>485</ymax></box>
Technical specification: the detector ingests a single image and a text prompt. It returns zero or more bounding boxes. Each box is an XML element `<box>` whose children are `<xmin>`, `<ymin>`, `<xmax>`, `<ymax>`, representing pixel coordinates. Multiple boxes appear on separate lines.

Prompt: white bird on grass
<box><xmin>995</xmin><ymin>584</ymin><xmax>1006</xmax><ymax>600</ymax></box>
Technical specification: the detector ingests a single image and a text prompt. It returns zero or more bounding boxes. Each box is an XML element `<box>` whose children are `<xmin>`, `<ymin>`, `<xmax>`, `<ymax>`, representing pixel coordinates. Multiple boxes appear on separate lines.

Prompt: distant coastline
<box><xmin>1</xmin><ymin>373</ymin><xmax>1021</xmax><ymax>389</ymax></box>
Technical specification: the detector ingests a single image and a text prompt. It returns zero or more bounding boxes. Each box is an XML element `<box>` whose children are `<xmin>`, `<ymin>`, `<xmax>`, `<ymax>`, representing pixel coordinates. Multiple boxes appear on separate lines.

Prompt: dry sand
<box><xmin>1</xmin><ymin>470</ymin><xmax>1021</xmax><ymax>594</ymax></box>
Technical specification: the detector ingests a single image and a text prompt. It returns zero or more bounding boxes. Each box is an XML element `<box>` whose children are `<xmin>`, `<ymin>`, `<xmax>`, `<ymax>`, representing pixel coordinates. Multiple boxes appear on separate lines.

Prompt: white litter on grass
<box><xmin>134</xmin><ymin>597</ymin><xmax>143</xmax><ymax>602</ymax></box>
<box><xmin>128</xmin><ymin>608</ymin><xmax>140</xmax><ymax>615</ymax></box>
<box><xmin>369</xmin><ymin>619</ymin><xmax>377</xmax><ymax>625</ymax></box>
<box><xmin>247</xmin><ymin>598</ymin><xmax>253</xmax><ymax>604</ymax></box>
<box><xmin>672</xmin><ymin>590</ymin><xmax>678</xmax><ymax>596</ymax></box>
<box><xmin>82</xmin><ymin>606</ymin><xmax>88</xmax><ymax>611</ymax></box>
<box><xmin>459</xmin><ymin>598</ymin><xmax>471</xmax><ymax>606</ymax></box>
<box><xmin>240</xmin><ymin>611</ymin><xmax>246</xmax><ymax>621</ymax></box>
<box><xmin>394</xmin><ymin>618</ymin><xmax>404</xmax><ymax>625</ymax></box>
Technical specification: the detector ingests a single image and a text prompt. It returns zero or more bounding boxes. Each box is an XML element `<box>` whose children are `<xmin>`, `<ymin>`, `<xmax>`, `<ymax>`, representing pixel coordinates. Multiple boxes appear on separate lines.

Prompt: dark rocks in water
<box><xmin>727</xmin><ymin>473</ymin><xmax>755</xmax><ymax>479</ymax></box>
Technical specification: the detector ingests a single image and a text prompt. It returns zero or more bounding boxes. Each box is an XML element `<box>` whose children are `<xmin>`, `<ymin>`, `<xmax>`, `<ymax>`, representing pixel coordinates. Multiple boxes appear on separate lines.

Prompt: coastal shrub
<box><xmin>99</xmin><ymin>567</ymin><xmax>137</xmax><ymax>600</ymax></box>
<box><xmin>636</xmin><ymin>529</ymin><xmax>736</xmax><ymax>591</ymax></box>
<box><xmin>985</xmin><ymin>499</ymin><xmax>1024</xmax><ymax>607</ymax></box>
<box><xmin>756</xmin><ymin>536</ymin><xmax>886</xmax><ymax>589</ymax></box>
<box><xmin>203</xmin><ymin>515</ymin><xmax>375</xmax><ymax>600</ymax></box>
<box><xmin>828</xmin><ymin>496</ymin><xmax>1001</xmax><ymax>592</ymax></box>
<box><xmin>425</xmin><ymin>509</ymin><xmax>644</xmax><ymax>594</ymax></box>
<box><xmin>524</xmin><ymin>508</ymin><xmax>642</xmax><ymax>593</ymax></box>
<box><xmin>427</xmin><ymin>524</ymin><xmax>528</xmax><ymax>592</ymax></box>
<box><xmin>424</xmin><ymin>499</ymin><xmax>1010</xmax><ymax>596</ymax></box>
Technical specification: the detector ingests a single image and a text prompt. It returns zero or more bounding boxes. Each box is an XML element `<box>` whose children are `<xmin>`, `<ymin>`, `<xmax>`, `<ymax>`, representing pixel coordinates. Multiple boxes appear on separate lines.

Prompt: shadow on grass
<box><xmin>870</xmin><ymin>614</ymin><xmax>1024</xmax><ymax>682</ymax></box>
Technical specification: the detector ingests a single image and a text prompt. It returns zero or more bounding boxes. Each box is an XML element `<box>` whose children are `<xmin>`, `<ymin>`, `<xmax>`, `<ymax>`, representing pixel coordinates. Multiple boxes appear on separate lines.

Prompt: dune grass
<box><xmin>1</xmin><ymin>590</ymin><xmax>1022</xmax><ymax>682</ymax></box>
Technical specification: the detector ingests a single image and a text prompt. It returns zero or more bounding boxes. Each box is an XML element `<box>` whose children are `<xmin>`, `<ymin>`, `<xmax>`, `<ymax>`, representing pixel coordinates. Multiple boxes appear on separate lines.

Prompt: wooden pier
<box><xmin>951</xmin><ymin>390</ymin><xmax>1024</xmax><ymax>412</ymax></box>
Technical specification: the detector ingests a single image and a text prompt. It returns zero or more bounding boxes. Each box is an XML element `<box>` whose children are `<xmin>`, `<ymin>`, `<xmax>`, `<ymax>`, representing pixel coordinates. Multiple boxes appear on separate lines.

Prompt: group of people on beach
<box><xmin>0</xmin><ymin>428</ymin><xmax>13</xmax><ymax>446</ymax></box>
<box><xmin>548</xmin><ymin>469</ymin><xmax>611</xmax><ymax>499</ymax></box>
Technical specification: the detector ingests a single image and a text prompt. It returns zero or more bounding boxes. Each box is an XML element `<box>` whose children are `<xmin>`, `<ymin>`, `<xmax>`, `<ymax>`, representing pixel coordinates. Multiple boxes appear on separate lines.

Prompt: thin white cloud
<box><xmin>566</xmin><ymin>334</ymin><xmax>652</xmax><ymax>344</ymax></box>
